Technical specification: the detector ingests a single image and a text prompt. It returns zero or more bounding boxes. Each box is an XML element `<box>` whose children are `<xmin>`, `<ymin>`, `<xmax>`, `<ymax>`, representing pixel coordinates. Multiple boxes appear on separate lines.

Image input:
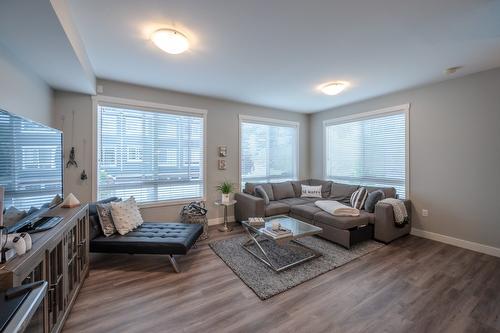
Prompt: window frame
<box><xmin>322</xmin><ymin>104</ymin><xmax>410</xmax><ymax>199</ymax></box>
<box><xmin>238</xmin><ymin>115</ymin><xmax>300</xmax><ymax>189</ymax></box>
<box><xmin>92</xmin><ymin>95</ymin><xmax>207</xmax><ymax>208</ymax></box>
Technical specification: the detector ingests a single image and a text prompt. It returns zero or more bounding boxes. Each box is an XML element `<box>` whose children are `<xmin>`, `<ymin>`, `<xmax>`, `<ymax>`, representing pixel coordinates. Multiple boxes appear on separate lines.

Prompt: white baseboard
<box><xmin>411</xmin><ymin>228</ymin><xmax>500</xmax><ymax>258</ymax></box>
<box><xmin>208</xmin><ymin>216</ymin><xmax>235</xmax><ymax>226</ymax></box>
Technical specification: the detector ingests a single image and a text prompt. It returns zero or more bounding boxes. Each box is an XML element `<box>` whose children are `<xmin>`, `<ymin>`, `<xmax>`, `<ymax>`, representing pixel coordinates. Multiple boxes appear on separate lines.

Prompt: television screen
<box><xmin>0</xmin><ymin>109</ymin><xmax>63</xmax><ymax>228</ymax></box>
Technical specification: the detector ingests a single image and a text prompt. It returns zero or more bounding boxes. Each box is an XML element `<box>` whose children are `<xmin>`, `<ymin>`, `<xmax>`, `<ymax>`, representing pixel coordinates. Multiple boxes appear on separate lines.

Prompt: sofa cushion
<box><xmin>277</xmin><ymin>198</ymin><xmax>309</xmax><ymax>206</ymax></box>
<box><xmin>244</xmin><ymin>183</ymin><xmax>275</xmax><ymax>201</ymax></box>
<box><xmin>272</xmin><ymin>182</ymin><xmax>295</xmax><ymax>200</ymax></box>
<box><xmin>365</xmin><ymin>186</ymin><xmax>397</xmax><ymax>199</ymax></box>
<box><xmin>265</xmin><ymin>202</ymin><xmax>290</xmax><ymax>216</ymax></box>
<box><xmin>290</xmin><ymin>203</ymin><xmax>322</xmax><ymax>220</ymax></box>
<box><xmin>290</xmin><ymin>180</ymin><xmax>310</xmax><ymax>197</ymax></box>
<box><xmin>330</xmin><ymin>182</ymin><xmax>359</xmax><ymax>204</ymax></box>
<box><xmin>309</xmin><ymin>179</ymin><xmax>333</xmax><ymax>198</ymax></box>
<box><xmin>313</xmin><ymin>211</ymin><xmax>371</xmax><ymax>230</ymax></box>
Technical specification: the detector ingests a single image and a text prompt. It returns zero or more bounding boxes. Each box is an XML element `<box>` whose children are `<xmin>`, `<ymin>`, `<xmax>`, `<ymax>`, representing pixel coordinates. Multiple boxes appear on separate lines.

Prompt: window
<box><xmin>324</xmin><ymin>105</ymin><xmax>408</xmax><ymax>198</ymax></box>
<box><xmin>96</xmin><ymin>102</ymin><xmax>205</xmax><ymax>204</ymax></box>
<box><xmin>240</xmin><ymin>116</ymin><xmax>299</xmax><ymax>187</ymax></box>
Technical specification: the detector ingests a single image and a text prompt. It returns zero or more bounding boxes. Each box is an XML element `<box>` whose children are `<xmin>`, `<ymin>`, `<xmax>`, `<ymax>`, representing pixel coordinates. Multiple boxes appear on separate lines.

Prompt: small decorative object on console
<box><xmin>61</xmin><ymin>193</ymin><xmax>81</xmax><ymax>208</ymax></box>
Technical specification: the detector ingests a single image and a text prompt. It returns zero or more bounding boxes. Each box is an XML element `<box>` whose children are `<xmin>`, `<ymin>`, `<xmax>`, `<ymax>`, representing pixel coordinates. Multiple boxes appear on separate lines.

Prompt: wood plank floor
<box><xmin>63</xmin><ymin>224</ymin><xmax>500</xmax><ymax>333</ymax></box>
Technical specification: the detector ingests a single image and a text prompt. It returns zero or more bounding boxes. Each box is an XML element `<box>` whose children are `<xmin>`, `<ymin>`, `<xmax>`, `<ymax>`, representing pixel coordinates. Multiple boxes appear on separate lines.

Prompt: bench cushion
<box><xmin>90</xmin><ymin>223</ymin><xmax>202</xmax><ymax>255</ymax></box>
<box><xmin>290</xmin><ymin>203</ymin><xmax>322</xmax><ymax>220</ymax></box>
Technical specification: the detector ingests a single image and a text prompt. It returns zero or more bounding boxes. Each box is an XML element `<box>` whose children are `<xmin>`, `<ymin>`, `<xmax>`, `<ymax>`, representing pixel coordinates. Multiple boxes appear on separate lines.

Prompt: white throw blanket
<box><xmin>378</xmin><ymin>198</ymin><xmax>408</xmax><ymax>225</ymax></box>
<box><xmin>315</xmin><ymin>200</ymin><xmax>360</xmax><ymax>217</ymax></box>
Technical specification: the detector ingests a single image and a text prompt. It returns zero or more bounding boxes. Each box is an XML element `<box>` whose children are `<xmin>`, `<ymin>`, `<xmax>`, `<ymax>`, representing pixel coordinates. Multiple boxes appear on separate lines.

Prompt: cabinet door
<box><xmin>66</xmin><ymin>224</ymin><xmax>79</xmax><ymax>303</ymax></box>
<box><xmin>47</xmin><ymin>241</ymin><xmax>64</xmax><ymax>333</ymax></box>
<box><xmin>21</xmin><ymin>260</ymin><xmax>46</xmax><ymax>333</ymax></box>
<box><xmin>77</xmin><ymin>214</ymin><xmax>89</xmax><ymax>275</ymax></box>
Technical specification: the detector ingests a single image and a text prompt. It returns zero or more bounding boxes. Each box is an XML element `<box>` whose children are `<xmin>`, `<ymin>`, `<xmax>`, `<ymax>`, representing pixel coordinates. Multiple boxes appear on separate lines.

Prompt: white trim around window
<box><xmin>92</xmin><ymin>95</ymin><xmax>207</xmax><ymax>207</ymax></box>
<box><xmin>322</xmin><ymin>104</ymin><xmax>410</xmax><ymax>199</ymax></box>
<box><xmin>238</xmin><ymin>115</ymin><xmax>300</xmax><ymax>189</ymax></box>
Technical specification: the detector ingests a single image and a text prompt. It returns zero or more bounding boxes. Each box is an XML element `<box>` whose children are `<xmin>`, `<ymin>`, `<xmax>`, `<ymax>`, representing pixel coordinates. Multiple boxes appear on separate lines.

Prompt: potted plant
<box><xmin>216</xmin><ymin>181</ymin><xmax>234</xmax><ymax>203</ymax></box>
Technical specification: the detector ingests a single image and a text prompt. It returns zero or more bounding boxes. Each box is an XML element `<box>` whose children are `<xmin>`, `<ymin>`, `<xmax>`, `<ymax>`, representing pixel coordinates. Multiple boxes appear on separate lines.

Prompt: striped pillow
<box><xmin>350</xmin><ymin>187</ymin><xmax>368</xmax><ymax>209</ymax></box>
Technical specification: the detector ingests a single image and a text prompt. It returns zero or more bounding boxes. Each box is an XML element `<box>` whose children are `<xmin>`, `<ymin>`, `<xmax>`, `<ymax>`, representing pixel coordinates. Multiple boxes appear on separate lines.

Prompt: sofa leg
<box><xmin>168</xmin><ymin>255</ymin><xmax>180</xmax><ymax>273</ymax></box>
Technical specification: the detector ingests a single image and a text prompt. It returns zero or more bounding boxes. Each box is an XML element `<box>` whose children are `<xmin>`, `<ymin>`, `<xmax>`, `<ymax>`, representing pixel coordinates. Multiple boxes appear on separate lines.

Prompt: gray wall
<box><xmin>0</xmin><ymin>44</ymin><xmax>53</xmax><ymax>126</ymax></box>
<box><xmin>54</xmin><ymin>79</ymin><xmax>310</xmax><ymax>221</ymax></box>
<box><xmin>311</xmin><ymin>68</ymin><xmax>500</xmax><ymax>248</ymax></box>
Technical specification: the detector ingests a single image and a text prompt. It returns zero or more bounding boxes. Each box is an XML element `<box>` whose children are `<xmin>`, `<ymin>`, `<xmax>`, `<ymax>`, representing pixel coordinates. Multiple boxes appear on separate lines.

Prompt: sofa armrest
<box><xmin>234</xmin><ymin>192</ymin><xmax>265</xmax><ymax>222</ymax></box>
<box><xmin>374</xmin><ymin>199</ymin><xmax>411</xmax><ymax>243</ymax></box>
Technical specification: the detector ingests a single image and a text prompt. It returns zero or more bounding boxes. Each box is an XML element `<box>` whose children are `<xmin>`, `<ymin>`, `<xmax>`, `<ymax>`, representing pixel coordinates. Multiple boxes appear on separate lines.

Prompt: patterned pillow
<box><xmin>96</xmin><ymin>200</ymin><xmax>121</xmax><ymax>237</ymax></box>
<box><xmin>301</xmin><ymin>185</ymin><xmax>322</xmax><ymax>198</ymax></box>
<box><xmin>350</xmin><ymin>187</ymin><xmax>368</xmax><ymax>209</ymax></box>
<box><xmin>110</xmin><ymin>197</ymin><xmax>144</xmax><ymax>235</ymax></box>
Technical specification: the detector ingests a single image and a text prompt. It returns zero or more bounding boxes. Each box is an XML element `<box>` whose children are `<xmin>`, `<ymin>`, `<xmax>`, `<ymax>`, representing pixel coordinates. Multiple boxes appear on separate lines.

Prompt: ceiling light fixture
<box><xmin>151</xmin><ymin>29</ymin><xmax>189</xmax><ymax>55</ymax></box>
<box><xmin>318</xmin><ymin>81</ymin><xmax>350</xmax><ymax>95</ymax></box>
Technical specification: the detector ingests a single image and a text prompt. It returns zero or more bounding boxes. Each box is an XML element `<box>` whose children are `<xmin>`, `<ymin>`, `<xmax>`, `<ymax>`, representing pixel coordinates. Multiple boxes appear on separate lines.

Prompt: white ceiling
<box><xmin>0</xmin><ymin>0</ymin><xmax>95</xmax><ymax>94</ymax></box>
<box><xmin>3</xmin><ymin>0</ymin><xmax>500</xmax><ymax>113</ymax></box>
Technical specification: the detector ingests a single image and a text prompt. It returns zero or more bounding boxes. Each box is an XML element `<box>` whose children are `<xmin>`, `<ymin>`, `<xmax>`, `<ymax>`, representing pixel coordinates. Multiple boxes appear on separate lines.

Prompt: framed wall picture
<box><xmin>218</xmin><ymin>145</ymin><xmax>227</xmax><ymax>157</ymax></box>
<box><xmin>218</xmin><ymin>159</ymin><xmax>226</xmax><ymax>170</ymax></box>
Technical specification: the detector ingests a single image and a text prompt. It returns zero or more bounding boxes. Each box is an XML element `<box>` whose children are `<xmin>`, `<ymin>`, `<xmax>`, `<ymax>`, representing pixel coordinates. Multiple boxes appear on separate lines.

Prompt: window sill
<box><xmin>138</xmin><ymin>198</ymin><xmax>205</xmax><ymax>209</ymax></box>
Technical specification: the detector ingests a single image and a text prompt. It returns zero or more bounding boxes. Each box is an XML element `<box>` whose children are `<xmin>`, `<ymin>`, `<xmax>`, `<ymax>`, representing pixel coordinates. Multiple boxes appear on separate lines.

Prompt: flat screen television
<box><xmin>0</xmin><ymin>109</ymin><xmax>64</xmax><ymax>233</ymax></box>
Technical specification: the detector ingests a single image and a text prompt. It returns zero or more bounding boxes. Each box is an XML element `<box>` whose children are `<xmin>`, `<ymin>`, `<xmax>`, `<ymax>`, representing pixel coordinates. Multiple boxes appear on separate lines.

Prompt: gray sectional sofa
<box><xmin>234</xmin><ymin>179</ymin><xmax>411</xmax><ymax>248</ymax></box>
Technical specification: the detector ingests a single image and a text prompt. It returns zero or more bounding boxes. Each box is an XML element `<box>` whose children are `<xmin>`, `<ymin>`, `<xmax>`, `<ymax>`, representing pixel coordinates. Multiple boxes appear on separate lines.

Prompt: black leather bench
<box><xmin>89</xmin><ymin>198</ymin><xmax>203</xmax><ymax>272</ymax></box>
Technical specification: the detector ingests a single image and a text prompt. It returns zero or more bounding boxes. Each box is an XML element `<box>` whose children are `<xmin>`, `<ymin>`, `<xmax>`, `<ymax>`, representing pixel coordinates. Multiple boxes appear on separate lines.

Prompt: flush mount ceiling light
<box><xmin>151</xmin><ymin>29</ymin><xmax>189</xmax><ymax>55</ymax></box>
<box><xmin>318</xmin><ymin>81</ymin><xmax>350</xmax><ymax>95</ymax></box>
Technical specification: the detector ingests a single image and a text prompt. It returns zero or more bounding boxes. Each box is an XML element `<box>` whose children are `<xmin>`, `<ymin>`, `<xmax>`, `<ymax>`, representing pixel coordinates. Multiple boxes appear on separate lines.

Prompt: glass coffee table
<box><xmin>241</xmin><ymin>215</ymin><xmax>323</xmax><ymax>272</ymax></box>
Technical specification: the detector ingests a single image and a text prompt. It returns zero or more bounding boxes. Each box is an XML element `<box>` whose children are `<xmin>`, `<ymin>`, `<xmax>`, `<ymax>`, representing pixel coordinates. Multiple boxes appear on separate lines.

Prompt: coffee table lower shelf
<box><xmin>242</xmin><ymin>232</ymin><xmax>322</xmax><ymax>272</ymax></box>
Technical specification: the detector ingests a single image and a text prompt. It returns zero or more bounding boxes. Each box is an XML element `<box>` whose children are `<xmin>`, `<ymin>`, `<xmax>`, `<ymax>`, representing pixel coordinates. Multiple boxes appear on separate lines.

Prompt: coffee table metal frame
<box><xmin>241</xmin><ymin>217</ymin><xmax>322</xmax><ymax>272</ymax></box>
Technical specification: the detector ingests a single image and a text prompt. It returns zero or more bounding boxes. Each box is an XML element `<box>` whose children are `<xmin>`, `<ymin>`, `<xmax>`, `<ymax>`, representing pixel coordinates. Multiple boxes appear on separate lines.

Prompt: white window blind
<box><xmin>240</xmin><ymin>117</ymin><xmax>298</xmax><ymax>187</ymax></box>
<box><xmin>97</xmin><ymin>104</ymin><xmax>205</xmax><ymax>203</ymax></box>
<box><xmin>0</xmin><ymin>110</ymin><xmax>63</xmax><ymax>211</ymax></box>
<box><xmin>325</xmin><ymin>110</ymin><xmax>407</xmax><ymax>198</ymax></box>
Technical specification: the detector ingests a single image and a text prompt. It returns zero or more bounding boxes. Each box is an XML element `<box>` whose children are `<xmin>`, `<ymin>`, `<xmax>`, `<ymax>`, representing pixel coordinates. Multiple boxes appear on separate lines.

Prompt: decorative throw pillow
<box><xmin>350</xmin><ymin>187</ymin><xmax>368</xmax><ymax>209</ymax></box>
<box><xmin>255</xmin><ymin>185</ymin><xmax>270</xmax><ymax>205</ymax></box>
<box><xmin>96</xmin><ymin>200</ymin><xmax>121</xmax><ymax>237</ymax></box>
<box><xmin>110</xmin><ymin>196</ymin><xmax>144</xmax><ymax>235</ymax></box>
<box><xmin>301</xmin><ymin>185</ymin><xmax>322</xmax><ymax>198</ymax></box>
<box><xmin>364</xmin><ymin>190</ymin><xmax>385</xmax><ymax>213</ymax></box>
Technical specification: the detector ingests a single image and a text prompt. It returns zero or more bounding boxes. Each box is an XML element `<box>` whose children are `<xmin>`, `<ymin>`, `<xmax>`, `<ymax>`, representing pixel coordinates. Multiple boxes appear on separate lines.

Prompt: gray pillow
<box><xmin>271</xmin><ymin>182</ymin><xmax>295</xmax><ymax>200</ymax></box>
<box><xmin>364</xmin><ymin>190</ymin><xmax>385</xmax><ymax>213</ymax></box>
<box><xmin>255</xmin><ymin>185</ymin><xmax>270</xmax><ymax>205</ymax></box>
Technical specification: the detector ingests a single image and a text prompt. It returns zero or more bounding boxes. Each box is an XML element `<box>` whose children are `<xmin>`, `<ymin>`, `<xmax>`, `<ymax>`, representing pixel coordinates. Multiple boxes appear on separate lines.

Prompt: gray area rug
<box><xmin>210</xmin><ymin>235</ymin><xmax>384</xmax><ymax>300</ymax></box>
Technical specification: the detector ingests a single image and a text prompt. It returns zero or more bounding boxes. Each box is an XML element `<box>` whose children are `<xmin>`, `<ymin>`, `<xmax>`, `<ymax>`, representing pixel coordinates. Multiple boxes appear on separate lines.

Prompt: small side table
<box><xmin>214</xmin><ymin>200</ymin><xmax>237</xmax><ymax>232</ymax></box>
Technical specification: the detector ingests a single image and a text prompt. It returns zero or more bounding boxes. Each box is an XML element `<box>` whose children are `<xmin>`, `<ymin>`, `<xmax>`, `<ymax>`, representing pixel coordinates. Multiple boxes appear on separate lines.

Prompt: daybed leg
<box><xmin>168</xmin><ymin>255</ymin><xmax>180</xmax><ymax>273</ymax></box>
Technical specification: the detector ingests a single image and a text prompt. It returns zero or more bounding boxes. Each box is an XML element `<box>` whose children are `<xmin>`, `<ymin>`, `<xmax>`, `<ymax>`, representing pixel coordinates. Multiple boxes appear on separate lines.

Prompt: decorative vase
<box><xmin>221</xmin><ymin>193</ymin><xmax>230</xmax><ymax>203</ymax></box>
